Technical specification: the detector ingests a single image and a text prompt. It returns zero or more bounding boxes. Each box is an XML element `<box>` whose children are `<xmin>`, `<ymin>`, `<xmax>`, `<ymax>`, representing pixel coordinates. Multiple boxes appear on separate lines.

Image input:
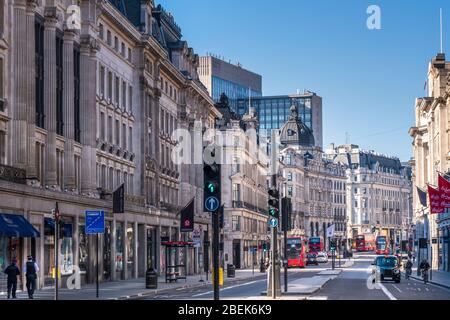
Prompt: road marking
<box><xmin>378</xmin><ymin>283</ymin><xmax>397</xmax><ymax>300</ymax></box>
<box><xmin>192</xmin><ymin>279</ymin><xmax>265</xmax><ymax>297</ymax></box>
<box><xmin>392</xmin><ymin>284</ymin><xmax>402</xmax><ymax>293</ymax></box>
<box><xmin>425</xmin><ymin>287</ymin><xmax>430</xmax><ymax>292</ymax></box>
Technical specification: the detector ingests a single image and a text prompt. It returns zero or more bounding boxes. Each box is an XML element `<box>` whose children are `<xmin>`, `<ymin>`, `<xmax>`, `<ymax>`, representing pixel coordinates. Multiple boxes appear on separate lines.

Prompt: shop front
<box><xmin>0</xmin><ymin>213</ymin><xmax>40</xmax><ymax>294</ymax></box>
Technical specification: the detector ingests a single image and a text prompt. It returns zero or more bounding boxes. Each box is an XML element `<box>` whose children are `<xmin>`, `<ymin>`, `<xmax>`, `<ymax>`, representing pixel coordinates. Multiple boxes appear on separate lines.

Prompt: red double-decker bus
<box><xmin>308</xmin><ymin>236</ymin><xmax>324</xmax><ymax>253</ymax></box>
<box><xmin>287</xmin><ymin>236</ymin><xmax>307</xmax><ymax>268</ymax></box>
<box><xmin>355</xmin><ymin>234</ymin><xmax>375</xmax><ymax>252</ymax></box>
<box><xmin>375</xmin><ymin>236</ymin><xmax>390</xmax><ymax>255</ymax></box>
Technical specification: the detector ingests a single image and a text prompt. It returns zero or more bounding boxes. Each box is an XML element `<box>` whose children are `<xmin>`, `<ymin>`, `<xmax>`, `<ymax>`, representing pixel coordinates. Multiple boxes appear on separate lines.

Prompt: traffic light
<box><xmin>281</xmin><ymin>197</ymin><xmax>292</xmax><ymax>232</ymax></box>
<box><xmin>203</xmin><ymin>149</ymin><xmax>221</xmax><ymax>213</ymax></box>
<box><xmin>268</xmin><ymin>188</ymin><xmax>280</xmax><ymax>219</ymax></box>
<box><xmin>330</xmin><ymin>239</ymin><xmax>336</xmax><ymax>251</ymax></box>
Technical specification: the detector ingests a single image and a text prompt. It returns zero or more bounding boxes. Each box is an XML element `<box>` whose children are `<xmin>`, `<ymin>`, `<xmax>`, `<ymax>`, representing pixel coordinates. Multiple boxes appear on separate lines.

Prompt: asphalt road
<box><xmin>143</xmin><ymin>262</ymin><xmax>334</xmax><ymax>300</ymax></box>
<box><xmin>309</xmin><ymin>252</ymin><xmax>450</xmax><ymax>300</ymax></box>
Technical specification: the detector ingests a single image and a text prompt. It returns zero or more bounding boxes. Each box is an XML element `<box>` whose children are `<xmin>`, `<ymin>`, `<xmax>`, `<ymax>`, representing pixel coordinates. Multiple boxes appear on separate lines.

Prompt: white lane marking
<box><xmin>191</xmin><ymin>279</ymin><xmax>265</xmax><ymax>297</ymax></box>
<box><xmin>392</xmin><ymin>284</ymin><xmax>402</xmax><ymax>293</ymax></box>
<box><xmin>378</xmin><ymin>283</ymin><xmax>397</xmax><ymax>300</ymax></box>
<box><xmin>425</xmin><ymin>287</ymin><xmax>430</xmax><ymax>292</ymax></box>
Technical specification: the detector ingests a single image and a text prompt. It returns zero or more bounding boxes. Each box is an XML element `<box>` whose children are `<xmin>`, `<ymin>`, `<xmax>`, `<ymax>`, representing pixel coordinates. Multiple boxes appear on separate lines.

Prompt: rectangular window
<box><xmin>99</xmin><ymin>23</ymin><xmax>104</xmax><ymax>39</ymax></box>
<box><xmin>121</xmin><ymin>42</ymin><xmax>125</xmax><ymax>57</ymax></box>
<box><xmin>56</xmin><ymin>32</ymin><xmax>64</xmax><ymax>135</ymax></box>
<box><xmin>107</xmin><ymin>30</ymin><xmax>111</xmax><ymax>46</ymax></box>
<box><xmin>232</xmin><ymin>184</ymin><xmax>241</xmax><ymax>202</ymax></box>
<box><xmin>35</xmin><ymin>16</ymin><xmax>45</xmax><ymax>128</ymax></box>
<box><xmin>128</xmin><ymin>48</ymin><xmax>132</xmax><ymax>62</ymax></box>
<box><xmin>0</xmin><ymin>131</ymin><xmax>6</xmax><ymax>165</ymax></box>
<box><xmin>108</xmin><ymin>71</ymin><xmax>113</xmax><ymax>100</ymax></box>
<box><xmin>122</xmin><ymin>123</ymin><xmax>126</xmax><ymax>150</ymax></box>
<box><xmin>128</xmin><ymin>85</ymin><xmax>132</xmax><ymax>113</ymax></box>
<box><xmin>100</xmin><ymin>65</ymin><xmax>105</xmax><ymax>96</ymax></box>
<box><xmin>115</xmin><ymin>120</ymin><xmax>120</xmax><ymax>145</ymax></box>
<box><xmin>128</xmin><ymin>127</ymin><xmax>132</xmax><ymax>153</ymax></box>
<box><xmin>74</xmin><ymin>155</ymin><xmax>81</xmax><ymax>192</ymax></box>
<box><xmin>100</xmin><ymin>112</ymin><xmax>105</xmax><ymax>140</ymax></box>
<box><xmin>232</xmin><ymin>216</ymin><xmax>240</xmax><ymax>231</ymax></box>
<box><xmin>56</xmin><ymin>149</ymin><xmax>63</xmax><ymax>187</ymax></box>
<box><xmin>74</xmin><ymin>44</ymin><xmax>81</xmax><ymax>142</ymax></box>
<box><xmin>108</xmin><ymin>116</ymin><xmax>113</xmax><ymax>143</ymax></box>
<box><xmin>114</xmin><ymin>36</ymin><xmax>118</xmax><ymax>51</ymax></box>
<box><xmin>115</xmin><ymin>76</ymin><xmax>120</xmax><ymax>104</ymax></box>
<box><xmin>0</xmin><ymin>58</ymin><xmax>3</xmax><ymax>111</ymax></box>
<box><xmin>122</xmin><ymin>81</ymin><xmax>126</xmax><ymax>109</ymax></box>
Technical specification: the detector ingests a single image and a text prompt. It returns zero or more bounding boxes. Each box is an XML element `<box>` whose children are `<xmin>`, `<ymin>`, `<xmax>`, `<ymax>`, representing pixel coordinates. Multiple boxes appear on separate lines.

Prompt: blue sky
<box><xmin>158</xmin><ymin>0</ymin><xmax>450</xmax><ymax>161</ymax></box>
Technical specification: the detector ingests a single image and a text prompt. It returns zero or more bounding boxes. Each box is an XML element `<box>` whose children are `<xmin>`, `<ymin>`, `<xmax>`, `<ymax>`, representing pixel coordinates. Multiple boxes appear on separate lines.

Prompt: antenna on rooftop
<box><xmin>440</xmin><ymin>8</ymin><xmax>444</xmax><ymax>54</ymax></box>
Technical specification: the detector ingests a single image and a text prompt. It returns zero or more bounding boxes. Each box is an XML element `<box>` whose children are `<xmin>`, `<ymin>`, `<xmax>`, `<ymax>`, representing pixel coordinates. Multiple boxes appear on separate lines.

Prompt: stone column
<box><xmin>43</xmin><ymin>7</ymin><xmax>58</xmax><ymax>188</ymax></box>
<box><xmin>26</xmin><ymin>1</ymin><xmax>38</xmax><ymax>180</ymax></box>
<box><xmin>63</xmin><ymin>30</ymin><xmax>77</xmax><ymax>189</ymax></box>
<box><xmin>11</xmin><ymin>1</ymin><xmax>29</xmax><ymax>171</ymax></box>
<box><xmin>73</xmin><ymin>217</ymin><xmax>79</xmax><ymax>273</ymax></box>
<box><xmin>153</xmin><ymin>91</ymin><xmax>161</xmax><ymax>205</ymax></box>
<box><xmin>79</xmin><ymin>35</ymin><xmax>98</xmax><ymax>196</ymax></box>
<box><xmin>123</xmin><ymin>220</ymin><xmax>128</xmax><ymax>279</ymax></box>
<box><xmin>134</xmin><ymin>221</ymin><xmax>139</xmax><ymax>278</ymax></box>
<box><xmin>111</xmin><ymin>218</ymin><xmax>117</xmax><ymax>281</ymax></box>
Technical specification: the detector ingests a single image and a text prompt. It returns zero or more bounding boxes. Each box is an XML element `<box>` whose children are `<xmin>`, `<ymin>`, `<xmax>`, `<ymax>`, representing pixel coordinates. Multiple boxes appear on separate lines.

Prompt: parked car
<box><xmin>316</xmin><ymin>252</ymin><xmax>328</xmax><ymax>263</ymax></box>
<box><xmin>306</xmin><ymin>253</ymin><xmax>319</xmax><ymax>266</ymax></box>
<box><xmin>372</xmin><ymin>255</ymin><xmax>401</xmax><ymax>283</ymax></box>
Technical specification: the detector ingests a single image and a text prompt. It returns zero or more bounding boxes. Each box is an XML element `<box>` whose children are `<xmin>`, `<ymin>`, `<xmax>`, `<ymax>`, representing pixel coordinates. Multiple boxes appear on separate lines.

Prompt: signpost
<box><xmin>85</xmin><ymin>210</ymin><xmax>105</xmax><ymax>299</ymax></box>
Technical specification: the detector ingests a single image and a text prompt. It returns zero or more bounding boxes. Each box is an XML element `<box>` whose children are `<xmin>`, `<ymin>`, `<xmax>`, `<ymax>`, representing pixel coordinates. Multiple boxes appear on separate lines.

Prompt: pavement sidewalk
<box><xmin>0</xmin><ymin>268</ymin><xmax>267</xmax><ymax>300</ymax></box>
<box><xmin>408</xmin><ymin>267</ymin><xmax>450</xmax><ymax>289</ymax></box>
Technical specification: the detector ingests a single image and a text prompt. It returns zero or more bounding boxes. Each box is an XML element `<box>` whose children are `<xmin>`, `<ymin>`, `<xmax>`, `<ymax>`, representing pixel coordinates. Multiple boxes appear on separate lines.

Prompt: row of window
<box><xmin>99</xmin><ymin>65</ymin><xmax>133</xmax><ymax>113</ymax></box>
<box><xmin>97</xmin><ymin>164</ymin><xmax>134</xmax><ymax>195</ymax></box>
<box><xmin>160</xmin><ymin>76</ymin><xmax>178</xmax><ymax>102</ymax></box>
<box><xmin>35</xmin><ymin>142</ymin><xmax>82</xmax><ymax>190</ymax></box>
<box><xmin>160</xmin><ymin>108</ymin><xmax>177</xmax><ymax>136</ymax></box>
<box><xmin>34</xmin><ymin>17</ymin><xmax>81</xmax><ymax>141</ymax></box>
<box><xmin>98</xmin><ymin>23</ymin><xmax>132</xmax><ymax>63</ymax></box>
<box><xmin>99</xmin><ymin>111</ymin><xmax>133</xmax><ymax>153</ymax></box>
<box><xmin>231</xmin><ymin>216</ymin><xmax>266</xmax><ymax>234</ymax></box>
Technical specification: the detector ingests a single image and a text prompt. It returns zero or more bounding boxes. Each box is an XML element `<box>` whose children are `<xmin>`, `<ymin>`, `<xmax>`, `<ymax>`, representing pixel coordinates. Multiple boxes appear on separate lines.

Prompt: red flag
<box><xmin>438</xmin><ymin>175</ymin><xmax>450</xmax><ymax>209</ymax></box>
<box><xmin>428</xmin><ymin>185</ymin><xmax>445</xmax><ymax>214</ymax></box>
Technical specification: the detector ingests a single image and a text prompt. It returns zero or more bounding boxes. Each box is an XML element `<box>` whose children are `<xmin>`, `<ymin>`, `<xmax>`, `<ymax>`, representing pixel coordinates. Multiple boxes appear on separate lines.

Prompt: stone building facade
<box><xmin>214</xmin><ymin>94</ymin><xmax>269</xmax><ymax>269</ymax></box>
<box><xmin>279</xmin><ymin>105</ymin><xmax>347</xmax><ymax>248</ymax></box>
<box><xmin>0</xmin><ymin>0</ymin><xmax>219</xmax><ymax>292</ymax></box>
<box><xmin>326</xmin><ymin>144</ymin><xmax>412</xmax><ymax>250</ymax></box>
<box><xmin>409</xmin><ymin>53</ymin><xmax>450</xmax><ymax>272</ymax></box>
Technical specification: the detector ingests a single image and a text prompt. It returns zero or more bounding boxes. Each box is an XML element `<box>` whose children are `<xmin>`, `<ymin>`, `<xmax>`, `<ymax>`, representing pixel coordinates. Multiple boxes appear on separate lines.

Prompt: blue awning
<box><xmin>0</xmin><ymin>214</ymin><xmax>40</xmax><ymax>238</ymax></box>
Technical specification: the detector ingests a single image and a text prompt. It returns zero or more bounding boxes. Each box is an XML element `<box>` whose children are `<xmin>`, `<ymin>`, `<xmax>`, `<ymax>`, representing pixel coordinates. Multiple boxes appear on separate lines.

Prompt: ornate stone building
<box><xmin>0</xmin><ymin>0</ymin><xmax>219</xmax><ymax>292</ymax></box>
<box><xmin>326</xmin><ymin>144</ymin><xmax>412</xmax><ymax>250</ymax></box>
<box><xmin>409</xmin><ymin>53</ymin><xmax>450</xmax><ymax>273</ymax></box>
<box><xmin>215</xmin><ymin>94</ymin><xmax>269</xmax><ymax>269</ymax></box>
<box><xmin>279</xmin><ymin>105</ymin><xmax>347</xmax><ymax>248</ymax></box>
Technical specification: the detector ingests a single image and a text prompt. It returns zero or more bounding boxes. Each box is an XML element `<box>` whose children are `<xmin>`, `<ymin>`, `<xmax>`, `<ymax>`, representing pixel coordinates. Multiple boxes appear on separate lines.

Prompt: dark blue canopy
<box><xmin>0</xmin><ymin>214</ymin><xmax>40</xmax><ymax>238</ymax></box>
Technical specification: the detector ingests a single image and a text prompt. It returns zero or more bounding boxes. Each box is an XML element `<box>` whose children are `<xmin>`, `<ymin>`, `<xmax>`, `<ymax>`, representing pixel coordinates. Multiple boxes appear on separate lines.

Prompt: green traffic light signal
<box><xmin>207</xmin><ymin>182</ymin><xmax>215</xmax><ymax>193</ymax></box>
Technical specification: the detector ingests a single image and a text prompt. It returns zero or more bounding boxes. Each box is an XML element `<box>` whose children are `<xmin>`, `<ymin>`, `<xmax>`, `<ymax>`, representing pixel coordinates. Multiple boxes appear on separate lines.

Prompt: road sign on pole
<box><xmin>268</xmin><ymin>218</ymin><xmax>278</xmax><ymax>228</ymax></box>
<box><xmin>85</xmin><ymin>211</ymin><xmax>105</xmax><ymax>234</ymax></box>
<box><xmin>205</xmin><ymin>196</ymin><xmax>220</xmax><ymax>212</ymax></box>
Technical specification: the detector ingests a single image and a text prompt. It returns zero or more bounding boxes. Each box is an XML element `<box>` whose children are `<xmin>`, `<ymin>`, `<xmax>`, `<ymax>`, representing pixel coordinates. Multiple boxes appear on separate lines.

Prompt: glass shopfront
<box><xmin>60</xmin><ymin>218</ymin><xmax>73</xmax><ymax>276</ymax></box>
<box><xmin>147</xmin><ymin>227</ymin><xmax>157</xmax><ymax>271</ymax></box>
<box><xmin>78</xmin><ymin>221</ymin><xmax>88</xmax><ymax>274</ymax></box>
<box><xmin>0</xmin><ymin>236</ymin><xmax>22</xmax><ymax>293</ymax></box>
<box><xmin>103</xmin><ymin>221</ymin><xmax>112</xmax><ymax>281</ymax></box>
<box><xmin>115</xmin><ymin>222</ymin><xmax>124</xmax><ymax>279</ymax></box>
<box><xmin>126</xmin><ymin>223</ymin><xmax>134</xmax><ymax>278</ymax></box>
<box><xmin>44</xmin><ymin>219</ymin><xmax>55</xmax><ymax>287</ymax></box>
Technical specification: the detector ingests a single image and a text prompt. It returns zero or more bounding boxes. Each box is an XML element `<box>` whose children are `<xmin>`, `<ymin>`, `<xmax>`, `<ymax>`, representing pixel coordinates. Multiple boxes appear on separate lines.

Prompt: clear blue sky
<box><xmin>158</xmin><ymin>0</ymin><xmax>450</xmax><ymax>161</ymax></box>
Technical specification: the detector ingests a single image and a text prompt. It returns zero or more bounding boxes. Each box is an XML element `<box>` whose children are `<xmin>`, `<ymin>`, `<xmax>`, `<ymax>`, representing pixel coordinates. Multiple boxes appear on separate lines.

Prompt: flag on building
<box><xmin>180</xmin><ymin>198</ymin><xmax>195</xmax><ymax>232</ymax></box>
<box><xmin>113</xmin><ymin>183</ymin><xmax>125</xmax><ymax>213</ymax></box>
<box><xmin>416</xmin><ymin>186</ymin><xmax>428</xmax><ymax>207</ymax></box>
<box><xmin>428</xmin><ymin>185</ymin><xmax>445</xmax><ymax>214</ymax></box>
<box><xmin>326</xmin><ymin>224</ymin><xmax>335</xmax><ymax>238</ymax></box>
<box><xmin>438</xmin><ymin>175</ymin><xmax>450</xmax><ymax>209</ymax></box>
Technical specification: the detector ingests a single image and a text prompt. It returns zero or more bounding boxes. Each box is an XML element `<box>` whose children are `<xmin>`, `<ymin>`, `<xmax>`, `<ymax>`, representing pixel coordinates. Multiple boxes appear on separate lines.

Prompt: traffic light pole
<box><xmin>271</xmin><ymin>225</ymin><xmax>277</xmax><ymax>299</ymax></box>
<box><xmin>213</xmin><ymin>210</ymin><xmax>220</xmax><ymax>301</ymax></box>
<box><xmin>284</xmin><ymin>229</ymin><xmax>287</xmax><ymax>293</ymax></box>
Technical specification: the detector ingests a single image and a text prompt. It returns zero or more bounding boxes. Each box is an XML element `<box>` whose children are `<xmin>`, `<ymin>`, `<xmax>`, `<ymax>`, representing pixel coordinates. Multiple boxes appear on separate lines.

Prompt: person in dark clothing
<box><xmin>3</xmin><ymin>259</ymin><xmax>20</xmax><ymax>299</ymax></box>
<box><xmin>24</xmin><ymin>255</ymin><xmax>39</xmax><ymax>299</ymax></box>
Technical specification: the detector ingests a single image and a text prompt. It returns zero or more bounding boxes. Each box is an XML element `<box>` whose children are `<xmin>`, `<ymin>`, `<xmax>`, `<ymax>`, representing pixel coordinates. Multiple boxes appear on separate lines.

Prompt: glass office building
<box><xmin>212</xmin><ymin>76</ymin><xmax>261</xmax><ymax>113</ymax></box>
<box><xmin>199</xmin><ymin>55</ymin><xmax>262</xmax><ymax>114</ymax></box>
<box><xmin>237</xmin><ymin>92</ymin><xmax>323</xmax><ymax>148</ymax></box>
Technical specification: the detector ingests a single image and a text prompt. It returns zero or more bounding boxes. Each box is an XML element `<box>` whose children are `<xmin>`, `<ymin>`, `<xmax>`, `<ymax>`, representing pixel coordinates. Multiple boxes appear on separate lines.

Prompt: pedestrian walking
<box><xmin>23</xmin><ymin>255</ymin><xmax>39</xmax><ymax>299</ymax></box>
<box><xmin>3</xmin><ymin>259</ymin><xmax>20</xmax><ymax>299</ymax></box>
